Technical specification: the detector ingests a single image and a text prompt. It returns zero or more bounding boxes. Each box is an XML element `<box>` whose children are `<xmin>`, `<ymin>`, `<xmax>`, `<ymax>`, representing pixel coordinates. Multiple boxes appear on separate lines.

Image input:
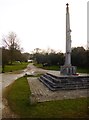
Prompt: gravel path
<box><xmin>1</xmin><ymin>72</ymin><xmax>25</xmax><ymax>118</ymax></box>
<box><xmin>2</xmin><ymin>98</ymin><xmax>19</xmax><ymax>118</ymax></box>
<box><xmin>1</xmin><ymin>63</ymin><xmax>49</xmax><ymax>118</ymax></box>
<box><xmin>1</xmin><ymin>65</ymin><xmax>28</xmax><ymax>118</ymax></box>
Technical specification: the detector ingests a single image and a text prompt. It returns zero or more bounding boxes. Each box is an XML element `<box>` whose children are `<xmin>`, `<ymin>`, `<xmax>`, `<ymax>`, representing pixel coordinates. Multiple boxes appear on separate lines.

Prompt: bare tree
<box><xmin>3</xmin><ymin>32</ymin><xmax>21</xmax><ymax>64</ymax></box>
<box><xmin>34</xmin><ymin>48</ymin><xmax>41</xmax><ymax>53</ymax></box>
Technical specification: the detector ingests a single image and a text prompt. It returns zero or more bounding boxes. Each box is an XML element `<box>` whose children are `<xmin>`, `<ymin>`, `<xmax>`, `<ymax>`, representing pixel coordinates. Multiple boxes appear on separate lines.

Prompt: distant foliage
<box><xmin>71</xmin><ymin>47</ymin><xmax>88</xmax><ymax>68</ymax></box>
<box><xmin>33</xmin><ymin>47</ymin><xmax>88</xmax><ymax>68</ymax></box>
<box><xmin>32</xmin><ymin>49</ymin><xmax>65</xmax><ymax>66</ymax></box>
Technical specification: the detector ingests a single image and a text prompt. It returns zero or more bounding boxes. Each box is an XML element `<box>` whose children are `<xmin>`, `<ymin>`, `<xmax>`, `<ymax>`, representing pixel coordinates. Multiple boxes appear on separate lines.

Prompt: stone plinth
<box><xmin>60</xmin><ymin>65</ymin><xmax>76</xmax><ymax>75</ymax></box>
<box><xmin>28</xmin><ymin>77</ymin><xmax>89</xmax><ymax>103</ymax></box>
<box><xmin>39</xmin><ymin>72</ymin><xmax>89</xmax><ymax>91</ymax></box>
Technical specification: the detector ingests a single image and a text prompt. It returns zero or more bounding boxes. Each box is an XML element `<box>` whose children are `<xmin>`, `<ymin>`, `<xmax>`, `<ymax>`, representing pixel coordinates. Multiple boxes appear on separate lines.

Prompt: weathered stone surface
<box><xmin>60</xmin><ymin>4</ymin><xmax>77</xmax><ymax>75</ymax></box>
<box><xmin>39</xmin><ymin>72</ymin><xmax>89</xmax><ymax>91</ymax></box>
<box><xmin>27</xmin><ymin>77</ymin><xmax>89</xmax><ymax>103</ymax></box>
<box><xmin>60</xmin><ymin>65</ymin><xmax>76</xmax><ymax>75</ymax></box>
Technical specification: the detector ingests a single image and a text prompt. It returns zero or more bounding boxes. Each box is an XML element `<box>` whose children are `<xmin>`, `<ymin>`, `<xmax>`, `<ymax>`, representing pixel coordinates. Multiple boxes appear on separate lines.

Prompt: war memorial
<box><xmin>39</xmin><ymin>3</ymin><xmax>89</xmax><ymax>91</ymax></box>
<box><xmin>28</xmin><ymin>3</ymin><xmax>89</xmax><ymax>103</ymax></box>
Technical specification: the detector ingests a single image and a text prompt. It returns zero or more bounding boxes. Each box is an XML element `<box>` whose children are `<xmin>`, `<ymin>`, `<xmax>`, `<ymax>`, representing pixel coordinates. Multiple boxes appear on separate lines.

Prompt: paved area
<box><xmin>47</xmin><ymin>71</ymin><xmax>89</xmax><ymax>77</ymax></box>
<box><xmin>28</xmin><ymin>77</ymin><xmax>89</xmax><ymax>103</ymax></box>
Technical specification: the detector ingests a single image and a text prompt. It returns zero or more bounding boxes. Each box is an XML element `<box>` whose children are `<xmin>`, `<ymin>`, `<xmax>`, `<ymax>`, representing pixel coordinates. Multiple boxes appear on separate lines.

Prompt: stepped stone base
<box><xmin>39</xmin><ymin>72</ymin><xmax>89</xmax><ymax>91</ymax></box>
<box><xmin>27</xmin><ymin>77</ymin><xmax>89</xmax><ymax>103</ymax></box>
<box><xmin>60</xmin><ymin>65</ymin><xmax>76</xmax><ymax>75</ymax></box>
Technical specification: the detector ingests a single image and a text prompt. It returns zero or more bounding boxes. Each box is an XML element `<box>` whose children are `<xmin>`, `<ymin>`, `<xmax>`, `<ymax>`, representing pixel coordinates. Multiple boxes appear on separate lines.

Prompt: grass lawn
<box><xmin>34</xmin><ymin>63</ymin><xmax>89</xmax><ymax>73</ymax></box>
<box><xmin>3</xmin><ymin>62</ymin><xmax>29</xmax><ymax>72</ymax></box>
<box><xmin>42</xmin><ymin>65</ymin><xmax>60</xmax><ymax>71</ymax></box>
<box><xmin>0</xmin><ymin>65</ymin><xmax>2</xmax><ymax>73</ymax></box>
<box><xmin>77</xmin><ymin>67</ymin><xmax>89</xmax><ymax>73</ymax></box>
<box><xmin>4</xmin><ymin>76</ymin><xmax>89</xmax><ymax>118</ymax></box>
<box><xmin>34</xmin><ymin>63</ymin><xmax>60</xmax><ymax>71</ymax></box>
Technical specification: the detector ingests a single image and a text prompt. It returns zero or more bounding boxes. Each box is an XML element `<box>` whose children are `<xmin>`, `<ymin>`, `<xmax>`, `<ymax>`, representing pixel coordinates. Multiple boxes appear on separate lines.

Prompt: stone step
<box><xmin>39</xmin><ymin>78</ymin><xmax>56</xmax><ymax>91</ymax></box>
<box><xmin>39</xmin><ymin>77</ymin><xmax>89</xmax><ymax>91</ymax></box>
<box><xmin>39</xmin><ymin>73</ymin><xmax>89</xmax><ymax>91</ymax></box>
<box><xmin>43</xmin><ymin>74</ymin><xmax>60</xmax><ymax>83</ymax></box>
<box><xmin>46</xmin><ymin>73</ymin><xmax>89</xmax><ymax>83</ymax></box>
<box><xmin>41</xmin><ymin>74</ymin><xmax>89</xmax><ymax>86</ymax></box>
<box><xmin>40</xmin><ymin>76</ymin><xmax>56</xmax><ymax>86</ymax></box>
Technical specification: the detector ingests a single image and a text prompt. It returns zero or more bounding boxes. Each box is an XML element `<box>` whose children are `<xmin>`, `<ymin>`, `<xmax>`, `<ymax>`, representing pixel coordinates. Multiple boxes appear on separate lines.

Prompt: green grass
<box><xmin>77</xmin><ymin>67</ymin><xmax>89</xmax><ymax>73</ymax></box>
<box><xmin>3</xmin><ymin>62</ymin><xmax>29</xmax><ymax>72</ymax></box>
<box><xmin>0</xmin><ymin>65</ymin><xmax>2</xmax><ymax>73</ymax></box>
<box><xmin>43</xmin><ymin>65</ymin><xmax>60</xmax><ymax>71</ymax></box>
<box><xmin>34</xmin><ymin>63</ymin><xmax>89</xmax><ymax>73</ymax></box>
<box><xmin>4</xmin><ymin>76</ymin><xmax>89</xmax><ymax>118</ymax></box>
<box><xmin>34</xmin><ymin>63</ymin><xmax>43</xmax><ymax>68</ymax></box>
<box><xmin>4</xmin><ymin>77</ymin><xmax>31</xmax><ymax>116</ymax></box>
<box><xmin>34</xmin><ymin>63</ymin><xmax>60</xmax><ymax>71</ymax></box>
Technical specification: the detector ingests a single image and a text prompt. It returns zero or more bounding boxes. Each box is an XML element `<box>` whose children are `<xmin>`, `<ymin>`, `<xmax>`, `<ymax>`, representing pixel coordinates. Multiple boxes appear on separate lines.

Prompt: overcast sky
<box><xmin>0</xmin><ymin>0</ymin><xmax>87</xmax><ymax>53</ymax></box>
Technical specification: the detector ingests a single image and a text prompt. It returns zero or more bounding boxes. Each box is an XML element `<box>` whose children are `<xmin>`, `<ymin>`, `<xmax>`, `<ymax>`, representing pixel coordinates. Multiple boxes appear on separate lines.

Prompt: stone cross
<box><xmin>60</xmin><ymin>3</ymin><xmax>76</xmax><ymax>75</ymax></box>
<box><xmin>65</xmin><ymin>3</ymin><xmax>71</xmax><ymax>66</ymax></box>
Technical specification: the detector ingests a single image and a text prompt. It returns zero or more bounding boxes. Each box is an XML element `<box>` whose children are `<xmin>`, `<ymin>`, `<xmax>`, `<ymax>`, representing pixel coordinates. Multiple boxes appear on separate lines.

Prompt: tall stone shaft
<box><xmin>60</xmin><ymin>3</ymin><xmax>76</xmax><ymax>75</ymax></box>
<box><xmin>65</xmin><ymin>3</ymin><xmax>71</xmax><ymax>66</ymax></box>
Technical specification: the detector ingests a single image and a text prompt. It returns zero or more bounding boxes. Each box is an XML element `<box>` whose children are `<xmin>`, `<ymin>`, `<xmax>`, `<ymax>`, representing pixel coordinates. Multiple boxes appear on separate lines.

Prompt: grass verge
<box><xmin>34</xmin><ymin>63</ymin><xmax>89</xmax><ymax>73</ymax></box>
<box><xmin>77</xmin><ymin>67</ymin><xmax>89</xmax><ymax>73</ymax></box>
<box><xmin>4</xmin><ymin>76</ymin><xmax>89</xmax><ymax>118</ymax></box>
<box><xmin>3</xmin><ymin>62</ymin><xmax>29</xmax><ymax>72</ymax></box>
<box><xmin>43</xmin><ymin>65</ymin><xmax>60</xmax><ymax>71</ymax></box>
<box><xmin>34</xmin><ymin>63</ymin><xmax>60</xmax><ymax>71</ymax></box>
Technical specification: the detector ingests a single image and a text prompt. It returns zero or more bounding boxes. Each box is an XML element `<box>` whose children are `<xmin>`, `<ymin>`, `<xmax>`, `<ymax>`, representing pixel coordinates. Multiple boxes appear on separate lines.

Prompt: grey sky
<box><xmin>0</xmin><ymin>0</ymin><xmax>87</xmax><ymax>53</ymax></box>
